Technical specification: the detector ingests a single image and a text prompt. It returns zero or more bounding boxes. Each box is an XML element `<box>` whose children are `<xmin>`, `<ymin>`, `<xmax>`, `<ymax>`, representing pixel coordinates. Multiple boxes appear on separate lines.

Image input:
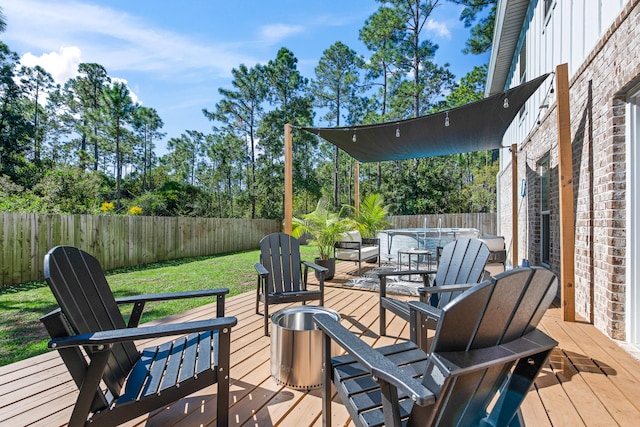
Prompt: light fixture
<box><xmin>503</xmin><ymin>98</ymin><xmax>509</xmax><ymax>108</ymax></box>
<box><xmin>352</xmin><ymin>131</ymin><xmax>357</xmax><ymax>143</ymax></box>
<box><xmin>395</xmin><ymin>124</ymin><xmax>400</xmax><ymax>138</ymax></box>
<box><xmin>445</xmin><ymin>111</ymin><xmax>450</xmax><ymax>127</ymax></box>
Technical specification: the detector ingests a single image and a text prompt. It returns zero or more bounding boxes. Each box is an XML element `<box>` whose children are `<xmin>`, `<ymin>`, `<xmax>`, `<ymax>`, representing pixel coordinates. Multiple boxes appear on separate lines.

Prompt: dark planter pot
<box><xmin>314</xmin><ymin>257</ymin><xmax>335</xmax><ymax>281</ymax></box>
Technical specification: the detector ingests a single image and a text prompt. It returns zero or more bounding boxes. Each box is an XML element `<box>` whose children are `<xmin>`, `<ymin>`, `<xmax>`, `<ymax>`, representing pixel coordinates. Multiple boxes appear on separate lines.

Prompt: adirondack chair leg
<box><xmin>379</xmin><ymin>381</ymin><xmax>402</xmax><ymax>427</ymax></box>
<box><xmin>321</xmin><ymin>331</ymin><xmax>332</xmax><ymax>427</ymax></box>
<box><xmin>410</xmin><ymin>309</ymin><xmax>432</xmax><ymax>353</ymax></box>
<box><xmin>217</xmin><ymin>327</ymin><xmax>232</xmax><ymax>427</ymax></box>
<box><xmin>379</xmin><ymin>275</ymin><xmax>387</xmax><ymax>336</ymax></box>
<box><xmin>70</xmin><ymin>347</ymin><xmax>112</xmax><ymax>427</ymax></box>
<box><xmin>41</xmin><ymin>310</ymin><xmax>110</xmax><ymax>412</ymax></box>
<box><xmin>128</xmin><ymin>301</ymin><xmax>145</xmax><ymax>328</ymax></box>
<box><xmin>217</xmin><ymin>294</ymin><xmax>225</xmax><ymax>317</ymax></box>
<box><xmin>256</xmin><ymin>276</ymin><xmax>261</xmax><ymax>315</ymax></box>
<box><xmin>264</xmin><ymin>300</ymin><xmax>270</xmax><ymax>336</ymax></box>
<box><xmin>482</xmin><ymin>348</ymin><xmax>553</xmax><ymax>427</ymax></box>
<box><xmin>409</xmin><ymin>305</ymin><xmax>419</xmax><ymax>346</ymax></box>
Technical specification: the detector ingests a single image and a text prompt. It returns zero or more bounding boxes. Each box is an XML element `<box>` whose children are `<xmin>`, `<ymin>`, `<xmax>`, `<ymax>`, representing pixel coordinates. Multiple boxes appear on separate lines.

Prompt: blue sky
<box><xmin>3</xmin><ymin>0</ymin><xmax>489</xmax><ymax>156</ymax></box>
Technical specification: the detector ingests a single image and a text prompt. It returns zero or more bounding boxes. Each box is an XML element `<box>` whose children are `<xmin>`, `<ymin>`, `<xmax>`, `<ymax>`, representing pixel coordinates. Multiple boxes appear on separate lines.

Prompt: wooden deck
<box><xmin>2</xmin><ymin>261</ymin><xmax>640</xmax><ymax>426</ymax></box>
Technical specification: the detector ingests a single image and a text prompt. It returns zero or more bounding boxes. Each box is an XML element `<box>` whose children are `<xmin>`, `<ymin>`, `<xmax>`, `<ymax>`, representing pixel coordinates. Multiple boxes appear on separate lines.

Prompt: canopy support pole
<box><xmin>556</xmin><ymin>63</ymin><xmax>576</xmax><ymax>322</ymax></box>
<box><xmin>354</xmin><ymin>161</ymin><xmax>360</xmax><ymax>216</ymax></box>
<box><xmin>511</xmin><ymin>143</ymin><xmax>518</xmax><ymax>268</ymax></box>
<box><xmin>284</xmin><ymin>124</ymin><xmax>293</xmax><ymax>235</ymax></box>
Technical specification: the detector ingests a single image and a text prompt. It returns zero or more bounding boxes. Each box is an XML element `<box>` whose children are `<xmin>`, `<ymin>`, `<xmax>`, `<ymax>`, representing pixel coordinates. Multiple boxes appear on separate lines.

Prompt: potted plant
<box><xmin>348</xmin><ymin>193</ymin><xmax>391</xmax><ymax>239</ymax></box>
<box><xmin>291</xmin><ymin>199</ymin><xmax>349</xmax><ymax>280</ymax></box>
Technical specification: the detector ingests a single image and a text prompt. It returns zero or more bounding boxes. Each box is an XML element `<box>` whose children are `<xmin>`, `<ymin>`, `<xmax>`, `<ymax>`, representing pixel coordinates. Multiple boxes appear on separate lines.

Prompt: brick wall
<box><xmin>499</xmin><ymin>0</ymin><xmax>640</xmax><ymax>340</ymax></box>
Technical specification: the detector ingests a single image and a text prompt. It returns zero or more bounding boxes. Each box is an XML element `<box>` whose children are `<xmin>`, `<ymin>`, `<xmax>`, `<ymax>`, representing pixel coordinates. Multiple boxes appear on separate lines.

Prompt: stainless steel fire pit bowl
<box><xmin>270</xmin><ymin>306</ymin><xmax>341</xmax><ymax>389</ymax></box>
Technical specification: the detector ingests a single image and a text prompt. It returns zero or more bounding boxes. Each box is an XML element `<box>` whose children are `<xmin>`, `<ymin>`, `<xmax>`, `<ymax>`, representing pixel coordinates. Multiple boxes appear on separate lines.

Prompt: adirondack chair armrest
<box><xmin>417</xmin><ymin>283</ymin><xmax>475</xmax><ymax>296</ymax></box>
<box><xmin>254</xmin><ymin>262</ymin><xmax>269</xmax><ymax>277</ymax></box>
<box><xmin>313</xmin><ymin>313</ymin><xmax>436</xmax><ymax>406</ymax></box>
<box><xmin>116</xmin><ymin>288</ymin><xmax>230</xmax><ymax>327</ymax></box>
<box><xmin>302</xmin><ymin>260</ymin><xmax>328</xmax><ymax>273</ymax></box>
<box><xmin>115</xmin><ymin>288</ymin><xmax>229</xmax><ymax>305</ymax></box>
<box><xmin>432</xmin><ymin>328</ymin><xmax>557</xmax><ymax>376</ymax></box>
<box><xmin>48</xmin><ymin>317</ymin><xmax>238</xmax><ymax>349</ymax></box>
<box><xmin>407</xmin><ymin>300</ymin><xmax>442</xmax><ymax>319</ymax></box>
<box><xmin>377</xmin><ymin>269</ymin><xmax>436</xmax><ymax>279</ymax></box>
<box><xmin>377</xmin><ymin>269</ymin><xmax>436</xmax><ymax>278</ymax></box>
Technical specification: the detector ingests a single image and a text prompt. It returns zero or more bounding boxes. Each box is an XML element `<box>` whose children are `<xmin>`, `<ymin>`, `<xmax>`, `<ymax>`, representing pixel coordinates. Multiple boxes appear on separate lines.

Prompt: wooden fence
<box><xmin>385</xmin><ymin>213</ymin><xmax>497</xmax><ymax>236</ymax></box>
<box><xmin>0</xmin><ymin>213</ymin><xmax>280</xmax><ymax>288</ymax></box>
<box><xmin>0</xmin><ymin>212</ymin><xmax>496</xmax><ymax>288</ymax></box>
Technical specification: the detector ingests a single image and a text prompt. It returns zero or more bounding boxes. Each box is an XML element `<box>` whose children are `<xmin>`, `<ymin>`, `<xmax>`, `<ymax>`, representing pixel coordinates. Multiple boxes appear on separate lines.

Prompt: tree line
<box><xmin>0</xmin><ymin>1</ymin><xmax>498</xmax><ymax>220</ymax></box>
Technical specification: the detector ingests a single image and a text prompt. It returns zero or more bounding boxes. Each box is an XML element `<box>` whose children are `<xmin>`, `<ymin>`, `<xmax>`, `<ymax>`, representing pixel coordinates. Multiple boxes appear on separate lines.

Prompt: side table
<box><xmin>397</xmin><ymin>248</ymin><xmax>433</xmax><ymax>276</ymax></box>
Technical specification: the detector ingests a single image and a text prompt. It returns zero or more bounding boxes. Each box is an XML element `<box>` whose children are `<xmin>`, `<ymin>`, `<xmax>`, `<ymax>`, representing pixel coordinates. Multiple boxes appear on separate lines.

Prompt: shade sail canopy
<box><xmin>300</xmin><ymin>73</ymin><xmax>550</xmax><ymax>163</ymax></box>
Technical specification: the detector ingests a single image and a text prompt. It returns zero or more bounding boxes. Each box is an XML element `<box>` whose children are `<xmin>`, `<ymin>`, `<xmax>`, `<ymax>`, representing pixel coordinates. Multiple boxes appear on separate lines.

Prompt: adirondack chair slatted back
<box><xmin>259</xmin><ymin>232</ymin><xmax>303</xmax><ymax>293</ymax></box>
<box><xmin>416</xmin><ymin>267</ymin><xmax>558</xmax><ymax>425</ymax></box>
<box><xmin>44</xmin><ymin>245</ymin><xmax>139</xmax><ymax>397</ymax></box>
<box><xmin>433</xmin><ymin>238</ymin><xmax>490</xmax><ymax>307</ymax></box>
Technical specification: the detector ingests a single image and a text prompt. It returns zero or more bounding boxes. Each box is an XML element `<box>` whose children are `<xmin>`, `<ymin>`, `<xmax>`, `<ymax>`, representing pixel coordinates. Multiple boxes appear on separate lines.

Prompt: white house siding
<box><xmin>495</xmin><ymin>0</ymin><xmax>639</xmax><ymax>340</ymax></box>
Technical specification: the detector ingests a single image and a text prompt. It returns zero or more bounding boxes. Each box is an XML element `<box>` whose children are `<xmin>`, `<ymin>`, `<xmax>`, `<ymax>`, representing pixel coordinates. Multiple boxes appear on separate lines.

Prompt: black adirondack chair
<box><xmin>379</xmin><ymin>238</ymin><xmax>490</xmax><ymax>350</ymax></box>
<box><xmin>39</xmin><ymin>245</ymin><xmax>237</xmax><ymax>427</ymax></box>
<box><xmin>314</xmin><ymin>267</ymin><xmax>558</xmax><ymax>427</ymax></box>
<box><xmin>255</xmin><ymin>232</ymin><xmax>327</xmax><ymax>335</ymax></box>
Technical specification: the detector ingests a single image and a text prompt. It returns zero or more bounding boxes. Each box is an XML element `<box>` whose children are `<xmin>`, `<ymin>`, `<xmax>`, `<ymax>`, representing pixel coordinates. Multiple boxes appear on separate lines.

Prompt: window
<box><xmin>540</xmin><ymin>155</ymin><xmax>550</xmax><ymax>265</ymax></box>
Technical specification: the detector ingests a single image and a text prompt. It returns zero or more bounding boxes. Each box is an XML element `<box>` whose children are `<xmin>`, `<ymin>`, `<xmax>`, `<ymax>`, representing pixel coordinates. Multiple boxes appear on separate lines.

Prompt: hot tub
<box><xmin>382</xmin><ymin>227</ymin><xmax>480</xmax><ymax>254</ymax></box>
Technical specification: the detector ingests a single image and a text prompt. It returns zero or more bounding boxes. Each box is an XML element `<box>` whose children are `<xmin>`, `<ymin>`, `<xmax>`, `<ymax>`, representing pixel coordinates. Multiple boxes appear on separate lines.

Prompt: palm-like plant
<box><xmin>291</xmin><ymin>199</ymin><xmax>349</xmax><ymax>260</ymax></box>
<box><xmin>350</xmin><ymin>193</ymin><xmax>391</xmax><ymax>238</ymax></box>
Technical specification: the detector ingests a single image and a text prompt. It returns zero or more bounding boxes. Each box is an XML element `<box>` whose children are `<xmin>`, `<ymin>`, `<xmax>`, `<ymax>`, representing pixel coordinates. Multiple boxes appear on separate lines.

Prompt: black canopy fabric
<box><xmin>300</xmin><ymin>73</ymin><xmax>550</xmax><ymax>163</ymax></box>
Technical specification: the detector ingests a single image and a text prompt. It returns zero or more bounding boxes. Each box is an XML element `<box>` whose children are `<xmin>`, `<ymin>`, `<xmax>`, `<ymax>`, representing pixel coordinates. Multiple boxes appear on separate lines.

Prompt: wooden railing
<box><xmin>0</xmin><ymin>213</ymin><xmax>280</xmax><ymax>288</ymax></box>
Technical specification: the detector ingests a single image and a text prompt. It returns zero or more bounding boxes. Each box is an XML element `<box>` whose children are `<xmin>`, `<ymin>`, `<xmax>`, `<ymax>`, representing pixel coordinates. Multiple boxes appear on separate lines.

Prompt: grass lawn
<box><xmin>0</xmin><ymin>245</ymin><xmax>318</xmax><ymax>367</ymax></box>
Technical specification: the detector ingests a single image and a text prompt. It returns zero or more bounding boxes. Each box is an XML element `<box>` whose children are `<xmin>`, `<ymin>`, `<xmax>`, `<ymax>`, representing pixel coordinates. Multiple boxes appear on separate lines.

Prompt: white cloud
<box><xmin>3</xmin><ymin>0</ymin><xmax>257</xmax><ymax>81</ymax></box>
<box><xmin>426</xmin><ymin>19</ymin><xmax>451</xmax><ymax>39</ymax></box>
<box><xmin>20</xmin><ymin>46</ymin><xmax>82</xmax><ymax>84</ymax></box>
<box><xmin>110</xmin><ymin>78</ymin><xmax>140</xmax><ymax>105</ymax></box>
<box><xmin>259</xmin><ymin>24</ymin><xmax>305</xmax><ymax>45</ymax></box>
<box><xmin>19</xmin><ymin>47</ymin><xmax>140</xmax><ymax>103</ymax></box>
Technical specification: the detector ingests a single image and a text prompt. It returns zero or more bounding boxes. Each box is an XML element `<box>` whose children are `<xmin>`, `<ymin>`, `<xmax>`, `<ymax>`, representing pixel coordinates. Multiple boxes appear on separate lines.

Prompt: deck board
<box><xmin>2</xmin><ymin>261</ymin><xmax>640</xmax><ymax>426</ymax></box>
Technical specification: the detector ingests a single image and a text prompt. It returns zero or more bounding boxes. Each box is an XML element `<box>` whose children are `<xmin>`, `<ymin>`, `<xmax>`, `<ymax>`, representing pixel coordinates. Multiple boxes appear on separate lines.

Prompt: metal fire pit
<box><xmin>270</xmin><ymin>306</ymin><xmax>340</xmax><ymax>390</ymax></box>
